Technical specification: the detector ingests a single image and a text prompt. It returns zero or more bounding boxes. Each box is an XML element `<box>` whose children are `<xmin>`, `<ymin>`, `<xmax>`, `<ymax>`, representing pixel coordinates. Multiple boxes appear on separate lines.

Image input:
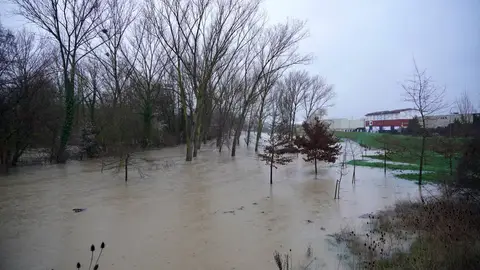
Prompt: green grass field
<box><xmin>337</xmin><ymin>132</ymin><xmax>463</xmax><ymax>183</ymax></box>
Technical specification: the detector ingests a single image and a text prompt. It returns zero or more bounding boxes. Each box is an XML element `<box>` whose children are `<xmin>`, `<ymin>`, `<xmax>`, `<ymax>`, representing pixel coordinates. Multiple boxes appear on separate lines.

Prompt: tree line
<box><xmin>0</xmin><ymin>0</ymin><xmax>335</xmax><ymax>173</ymax></box>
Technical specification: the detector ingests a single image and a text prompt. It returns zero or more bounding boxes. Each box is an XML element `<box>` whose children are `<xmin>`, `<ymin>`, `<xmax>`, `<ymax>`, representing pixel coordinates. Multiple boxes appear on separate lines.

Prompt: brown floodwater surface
<box><xmin>0</xmin><ymin>140</ymin><xmax>428</xmax><ymax>270</ymax></box>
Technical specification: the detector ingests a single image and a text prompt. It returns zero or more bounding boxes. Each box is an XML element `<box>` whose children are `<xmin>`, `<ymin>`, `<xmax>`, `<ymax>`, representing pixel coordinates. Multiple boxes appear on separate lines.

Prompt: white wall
<box><xmin>324</xmin><ymin>118</ymin><xmax>364</xmax><ymax>131</ymax></box>
<box><xmin>424</xmin><ymin>114</ymin><xmax>463</xmax><ymax>128</ymax></box>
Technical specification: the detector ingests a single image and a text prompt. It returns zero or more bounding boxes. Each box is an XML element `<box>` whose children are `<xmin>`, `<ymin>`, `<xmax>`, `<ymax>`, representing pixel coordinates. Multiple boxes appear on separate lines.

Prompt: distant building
<box><xmin>323</xmin><ymin>118</ymin><xmax>365</xmax><ymax>132</ymax></box>
<box><xmin>364</xmin><ymin>108</ymin><xmax>419</xmax><ymax>132</ymax></box>
<box><xmin>424</xmin><ymin>113</ymin><xmax>477</xmax><ymax>128</ymax></box>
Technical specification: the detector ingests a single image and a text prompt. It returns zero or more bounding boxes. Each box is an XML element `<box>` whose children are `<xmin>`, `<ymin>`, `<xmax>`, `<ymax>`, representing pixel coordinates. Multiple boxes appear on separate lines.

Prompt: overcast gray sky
<box><xmin>1</xmin><ymin>0</ymin><xmax>479</xmax><ymax>119</ymax></box>
<box><xmin>263</xmin><ymin>0</ymin><xmax>480</xmax><ymax>119</ymax></box>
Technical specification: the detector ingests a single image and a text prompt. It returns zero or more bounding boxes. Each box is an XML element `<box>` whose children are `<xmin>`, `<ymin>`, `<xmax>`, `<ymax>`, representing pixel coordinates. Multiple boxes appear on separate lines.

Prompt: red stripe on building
<box><xmin>365</xmin><ymin>119</ymin><xmax>410</xmax><ymax>127</ymax></box>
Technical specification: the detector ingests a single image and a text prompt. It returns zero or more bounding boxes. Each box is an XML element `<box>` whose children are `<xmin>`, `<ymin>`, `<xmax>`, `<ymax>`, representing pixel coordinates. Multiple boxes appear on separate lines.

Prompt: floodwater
<box><xmin>0</xmin><ymin>138</ymin><xmax>429</xmax><ymax>270</ymax></box>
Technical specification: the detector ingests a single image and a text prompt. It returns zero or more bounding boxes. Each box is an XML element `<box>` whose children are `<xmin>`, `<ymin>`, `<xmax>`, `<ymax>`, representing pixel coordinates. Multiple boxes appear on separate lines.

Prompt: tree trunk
<box><xmin>255</xmin><ymin>93</ymin><xmax>267</xmax><ymax>152</ymax></box>
<box><xmin>231</xmin><ymin>127</ymin><xmax>241</xmax><ymax>157</ymax></box>
<box><xmin>216</xmin><ymin>125</ymin><xmax>223</xmax><ymax>149</ymax></box>
<box><xmin>291</xmin><ymin>109</ymin><xmax>296</xmax><ymax>139</ymax></box>
<box><xmin>193</xmin><ymin>124</ymin><xmax>201</xmax><ymax>157</ymax></box>
<box><xmin>185</xmin><ymin>123</ymin><xmax>193</xmax><ymax>161</ymax></box>
<box><xmin>449</xmin><ymin>155</ymin><xmax>453</xmax><ymax>176</ymax></box>
<box><xmin>90</xmin><ymin>84</ymin><xmax>97</xmax><ymax>124</ymax></box>
<box><xmin>232</xmin><ymin>105</ymin><xmax>249</xmax><ymax>157</ymax></box>
<box><xmin>314</xmin><ymin>158</ymin><xmax>318</xmax><ymax>175</ymax></box>
<box><xmin>352</xmin><ymin>162</ymin><xmax>356</xmax><ymax>183</ymax></box>
<box><xmin>418</xmin><ymin>135</ymin><xmax>426</xmax><ymax>185</ymax></box>
<box><xmin>384</xmin><ymin>148</ymin><xmax>387</xmax><ymax>175</ymax></box>
<box><xmin>177</xmin><ymin>58</ymin><xmax>192</xmax><ymax>161</ymax></box>
<box><xmin>124</xmin><ymin>153</ymin><xmax>129</xmax><ymax>182</ymax></box>
<box><xmin>193</xmin><ymin>99</ymin><xmax>204</xmax><ymax>157</ymax></box>
<box><xmin>57</xmin><ymin>79</ymin><xmax>75</xmax><ymax>163</ymax></box>
<box><xmin>0</xmin><ymin>148</ymin><xmax>10</xmax><ymax>174</ymax></box>
<box><xmin>142</xmin><ymin>103</ymin><xmax>153</xmax><ymax>148</ymax></box>
<box><xmin>270</xmin><ymin>152</ymin><xmax>274</xmax><ymax>185</ymax></box>
<box><xmin>11</xmin><ymin>143</ymin><xmax>27</xmax><ymax>167</ymax></box>
<box><xmin>254</xmin><ymin>121</ymin><xmax>263</xmax><ymax>153</ymax></box>
<box><xmin>246</xmin><ymin>122</ymin><xmax>252</xmax><ymax>147</ymax></box>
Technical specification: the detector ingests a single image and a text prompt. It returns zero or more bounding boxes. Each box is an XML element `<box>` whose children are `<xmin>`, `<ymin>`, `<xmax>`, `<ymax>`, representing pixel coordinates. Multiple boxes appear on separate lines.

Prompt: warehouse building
<box><xmin>364</xmin><ymin>108</ymin><xmax>419</xmax><ymax>132</ymax></box>
<box><xmin>323</xmin><ymin>118</ymin><xmax>365</xmax><ymax>132</ymax></box>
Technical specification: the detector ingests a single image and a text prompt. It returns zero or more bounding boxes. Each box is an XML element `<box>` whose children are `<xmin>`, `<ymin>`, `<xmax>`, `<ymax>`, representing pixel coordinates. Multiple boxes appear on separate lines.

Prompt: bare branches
<box><xmin>402</xmin><ymin>59</ymin><xmax>447</xmax><ymax>118</ymax></box>
<box><xmin>456</xmin><ymin>90</ymin><xmax>476</xmax><ymax>123</ymax></box>
<box><xmin>12</xmin><ymin>0</ymin><xmax>109</xmax><ymax>70</ymax></box>
<box><xmin>303</xmin><ymin>76</ymin><xmax>334</xmax><ymax>121</ymax></box>
<box><xmin>5</xmin><ymin>0</ymin><xmax>322</xmax><ymax>166</ymax></box>
<box><xmin>93</xmin><ymin>0</ymin><xmax>137</xmax><ymax>107</ymax></box>
<box><xmin>402</xmin><ymin>58</ymin><xmax>447</xmax><ymax>185</ymax></box>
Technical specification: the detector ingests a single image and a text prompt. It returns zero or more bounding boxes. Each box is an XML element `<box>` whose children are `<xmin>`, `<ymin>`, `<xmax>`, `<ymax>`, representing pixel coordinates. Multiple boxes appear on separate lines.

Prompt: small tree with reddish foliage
<box><xmin>295</xmin><ymin>117</ymin><xmax>341</xmax><ymax>175</ymax></box>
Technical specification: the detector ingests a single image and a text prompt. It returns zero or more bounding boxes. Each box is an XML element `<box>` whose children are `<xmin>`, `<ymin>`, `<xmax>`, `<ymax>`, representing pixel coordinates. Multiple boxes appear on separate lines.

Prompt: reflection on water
<box><xmin>0</xmin><ymin>140</ymin><xmax>427</xmax><ymax>270</ymax></box>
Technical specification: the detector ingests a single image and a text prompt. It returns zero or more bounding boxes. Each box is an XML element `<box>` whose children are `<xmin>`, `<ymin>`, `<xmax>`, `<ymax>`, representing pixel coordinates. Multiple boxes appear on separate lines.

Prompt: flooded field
<box><xmin>0</xmin><ymin>139</ymin><xmax>428</xmax><ymax>270</ymax></box>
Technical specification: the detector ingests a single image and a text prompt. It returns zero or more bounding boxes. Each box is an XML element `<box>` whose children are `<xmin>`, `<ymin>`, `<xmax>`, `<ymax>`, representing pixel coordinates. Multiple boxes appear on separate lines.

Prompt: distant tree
<box><xmin>358</xmin><ymin>140</ymin><xmax>369</xmax><ymax>159</ymax></box>
<box><xmin>431</xmin><ymin>136</ymin><xmax>463</xmax><ymax>178</ymax></box>
<box><xmin>455</xmin><ymin>135</ymin><xmax>480</xmax><ymax>196</ymax></box>
<box><xmin>334</xmin><ymin>158</ymin><xmax>348</xmax><ymax>199</ymax></box>
<box><xmin>259</xmin><ymin>91</ymin><xmax>298</xmax><ymax>185</ymax></box>
<box><xmin>402</xmin><ymin>58</ymin><xmax>446</xmax><ymax>185</ymax></box>
<box><xmin>374</xmin><ymin>134</ymin><xmax>398</xmax><ymax>175</ymax></box>
<box><xmin>348</xmin><ymin>140</ymin><xmax>364</xmax><ymax>183</ymax></box>
<box><xmin>294</xmin><ymin>117</ymin><xmax>341</xmax><ymax>175</ymax></box>
<box><xmin>13</xmin><ymin>0</ymin><xmax>110</xmax><ymax>163</ymax></box>
<box><xmin>302</xmin><ymin>76</ymin><xmax>334</xmax><ymax>121</ymax></box>
<box><xmin>406</xmin><ymin>117</ymin><xmax>421</xmax><ymax>135</ymax></box>
<box><xmin>456</xmin><ymin>90</ymin><xmax>476</xmax><ymax>124</ymax></box>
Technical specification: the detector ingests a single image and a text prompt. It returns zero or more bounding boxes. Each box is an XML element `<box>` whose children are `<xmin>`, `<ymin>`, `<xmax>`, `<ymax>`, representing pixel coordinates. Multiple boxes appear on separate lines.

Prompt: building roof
<box><xmin>365</xmin><ymin>108</ymin><xmax>415</xmax><ymax>117</ymax></box>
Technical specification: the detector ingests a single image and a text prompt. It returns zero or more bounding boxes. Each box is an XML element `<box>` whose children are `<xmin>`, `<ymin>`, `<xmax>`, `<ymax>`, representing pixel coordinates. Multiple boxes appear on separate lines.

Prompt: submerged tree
<box><xmin>374</xmin><ymin>134</ymin><xmax>397</xmax><ymax>175</ymax></box>
<box><xmin>347</xmin><ymin>140</ymin><xmax>363</xmax><ymax>183</ymax></box>
<box><xmin>259</xmin><ymin>91</ymin><xmax>298</xmax><ymax>185</ymax></box>
<box><xmin>13</xmin><ymin>0</ymin><xmax>110</xmax><ymax>162</ymax></box>
<box><xmin>295</xmin><ymin>117</ymin><xmax>341</xmax><ymax>175</ymax></box>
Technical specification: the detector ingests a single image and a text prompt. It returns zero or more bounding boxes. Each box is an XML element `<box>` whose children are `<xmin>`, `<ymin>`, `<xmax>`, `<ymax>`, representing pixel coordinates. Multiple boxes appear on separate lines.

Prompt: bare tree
<box><xmin>95</xmin><ymin>0</ymin><xmax>137</xmax><ymax>108</ymax></box>
<box><xmin>12</xmin><ymin>0</ymin><xmax>110</xmax><ymax>162</ymax></box>
<box><xmin>258</xmin><ymin>88</ymin><xmax>297</xmax><ymax>185</ymax></box>
<box><xmin>334</xmin><ymin>151</ymin><xmax>348</xmax><ymax>200</ymax></box>
<box><xmin>129</xmin><ymin>20</ymin><xmax>168</xmax><ymax>148</ymax></box>
<box><xmin>253</xmin><ymin>73</ymin><xmax>280</xmax><ymax>152</ymax></box>
<box><xmin>347</xmin><ymin>140</ymin><xmax>363</xmax><ymax>183</ymax></box>
<box><xmin>230</xmin><ymin>19</ymin><xmax>311</xmax><ymax>157</ymax></box>
<box><xmin>402</xmin><ymin>58</ymin><xmax>446</xmax><ymax>185</ymax></box>
<box><xmin>146</xmin><ymin>0</ymin><xmax>263</xmax><ymax>161</ymax></box>
<box><xmin>0</xmin><ymin>27</ymin><xmax>61</xmax><ymax>172</ymax></box>
<box><xmin>280</xmin><ymin>70</ymin><xmax>311</xmax><ymax>139</ymax></box>
<box><xmin>456</xmin><ymin>90</ymin><xmax>476</xmax><ymax>124</ymax></box>
<box><xmin>303</xmin><ymin>75</ymin><xmax>334</xmax><ymax>121</ymax></box>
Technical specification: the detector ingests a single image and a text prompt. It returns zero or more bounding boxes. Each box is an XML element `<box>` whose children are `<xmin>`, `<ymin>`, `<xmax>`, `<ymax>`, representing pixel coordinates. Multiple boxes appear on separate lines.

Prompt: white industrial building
<box><xmin>424</xmin><ymin>114</ymin><xmax>464</xmax><ymax>128</ymax></box>
<box><xmin>323</xmin><ymin>118</ymin><xmax>365</xmax><ymax>132</ymax></box>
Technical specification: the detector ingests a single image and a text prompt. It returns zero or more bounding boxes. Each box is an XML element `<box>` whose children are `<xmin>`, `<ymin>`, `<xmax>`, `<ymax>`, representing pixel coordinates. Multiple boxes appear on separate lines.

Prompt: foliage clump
<box><xmin>294</xmin><ymin>117</ymin><xmax>341</xmax><ymax>174</ymax></box>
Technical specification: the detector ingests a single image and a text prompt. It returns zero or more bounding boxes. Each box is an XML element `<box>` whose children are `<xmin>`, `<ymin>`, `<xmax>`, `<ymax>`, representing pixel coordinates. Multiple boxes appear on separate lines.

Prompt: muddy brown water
<box><xmin>0</xmin><ymin>140</ymin><xmax>428</xmax><ymax>270</ymax></box>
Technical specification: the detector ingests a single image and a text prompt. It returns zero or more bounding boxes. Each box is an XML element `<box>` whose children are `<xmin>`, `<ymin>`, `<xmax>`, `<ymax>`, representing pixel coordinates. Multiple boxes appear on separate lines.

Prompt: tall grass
<box><xmin>332</xmin><ymin>195</ymin><xmax>480</xmax><ymax>269</ymax></box>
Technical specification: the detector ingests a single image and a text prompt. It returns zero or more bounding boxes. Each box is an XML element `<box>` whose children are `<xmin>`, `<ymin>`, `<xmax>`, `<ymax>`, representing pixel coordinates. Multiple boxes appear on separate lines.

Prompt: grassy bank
<box><xmin>337</xmin><ymin>132</ymin><xmax>463</xmax><ymax>183</ymax></box>
<box><xmin>347</xmin><ymin>159</ymin><xmax>451</xmax><ymax>183</ymax></box>
<box><xmin>332</xmin><ymin>196</ymin><xmax>480</xmax><ymax>269</ymax></box>
<box><xmin>335</xmin><ymin>131</ymin><xmax>389</xmax><ymax>149</ymax></box>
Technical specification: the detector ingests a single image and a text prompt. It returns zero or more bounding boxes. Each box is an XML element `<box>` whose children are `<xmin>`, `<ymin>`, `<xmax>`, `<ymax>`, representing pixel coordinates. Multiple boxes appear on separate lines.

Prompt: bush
<box><xmin>334</xmin><ymin>196</ymin><xmax>480</xmax><ymax>270</ymax></box>
<box><xmin>455</xmin><ymin>136</ymin><xmax>480</xmax><ymax>195</ymax></box>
